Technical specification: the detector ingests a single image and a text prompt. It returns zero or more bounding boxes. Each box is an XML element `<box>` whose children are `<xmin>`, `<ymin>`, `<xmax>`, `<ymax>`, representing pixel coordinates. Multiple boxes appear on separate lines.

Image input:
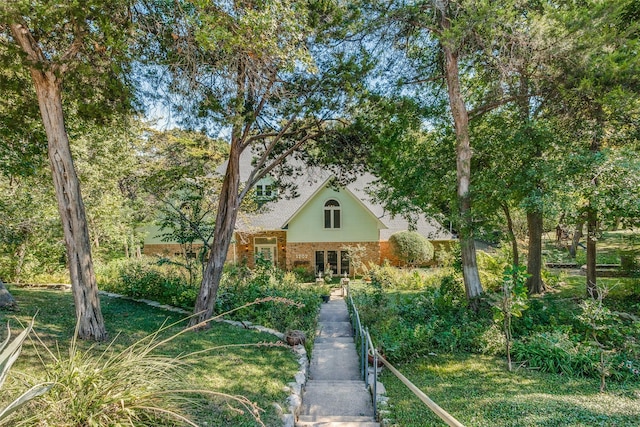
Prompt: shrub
<box><xmin>388</xmin><ymin>231</ymin><xmax>434</xmax><ymax>267</ymax></box>
<box><xmin>476</xmin><ymin>250</ymin><xmax>509</xmax><ymax>292</ymax></box>
<box><xmin>511</xmin><ymin>330</ymin><xmax>597</xmax><ymax>377</ymax></box>
<box><xmin>97</xmin><ymin>258</ymin><xmax>199</xmax><ymax>309</ymax></box>
<box><xmin>216</xmin><ymin>262</ymin><xmax>321</xmax><ymax>340</ymax></box>
<box><xmin>291</xmin><ymin>267</ymin><xmax>315</xmax><ymax>283</ymax></box>
<box><xmin>18</xmin><ymin>318</ymin><xmax>268</xmax><ymax>427</ymax></box>
<box><xmin>352</xmin><ymin>271</ymin><xmax>495</xmax><ymax>362</ymax></box>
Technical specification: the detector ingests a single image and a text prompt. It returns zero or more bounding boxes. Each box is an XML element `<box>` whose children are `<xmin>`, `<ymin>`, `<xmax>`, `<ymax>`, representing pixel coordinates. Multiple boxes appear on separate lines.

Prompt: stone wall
<box><xmin>232</xmin><ymin>230</ymin><xmax>287</xmax><ymax>270</ymax></box>
<box><xmin>145</xmin><ymin>234</ymin><xmax>458</xmax><ymax>272</ymax></box>
<box><xmin>286</xmin><ymin>241</ymin><xmax>380</xmax><ymax>275</ymax></box>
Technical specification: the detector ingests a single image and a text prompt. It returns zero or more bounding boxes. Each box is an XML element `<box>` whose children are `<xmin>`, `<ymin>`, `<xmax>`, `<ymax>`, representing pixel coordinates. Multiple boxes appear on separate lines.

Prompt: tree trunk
<box><xmin>190</xmin><ymin>139</ymin><xmax>242</xmax><ymax>327</ymax></box>
<box><xmin>14</xmin><ymin>241</ymin><xmax>27</xmax><ymax>283</ymax></box>
<box><xmin>502</xmin><ymin>203</ymin><xmax>519</xmax><ymax>267</ymax></box>
<box><xmin>10</xmin><ymin>24</ymin><xmax>107</xmax><ymax>341</ymax></box>
<box><xmin>569</xmin><ymin>219</ymin><xmax>584</xmax><ymax>258</ymax></box>
<box><xmin>586</xmin><ymin>207</ymin><xmax>598</xmax><ymax>296</ymax></box>
<box><xmin>30</xmin><ymin>70</ymin><xmax>107</xmax><ymax>341</ymax></box>
<box><xmin>586</xmin><ymin>108</ymin><xmax>602</xmax><ymax>297</ymax></box>
<box><xmin>438</xmin><ymin>4</ymin><xmax>483</xmax><ymax>300</ymax></box>
<box><xmin>0</xmin><ymin>280</ymin><xmax>18</xmax><ymax>311</ymax></box>
<box><xmin>526</xmin><ymin>210</ymin><xmax>545</xmax><ymax>294</ymax></box>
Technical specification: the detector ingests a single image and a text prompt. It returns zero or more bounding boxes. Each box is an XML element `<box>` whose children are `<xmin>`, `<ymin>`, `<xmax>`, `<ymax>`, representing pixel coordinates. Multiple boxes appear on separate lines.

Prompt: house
<box><xmin>143</xmin><ymin>152</ymin><xmax>454</xmax><ymax>275</ymax></box>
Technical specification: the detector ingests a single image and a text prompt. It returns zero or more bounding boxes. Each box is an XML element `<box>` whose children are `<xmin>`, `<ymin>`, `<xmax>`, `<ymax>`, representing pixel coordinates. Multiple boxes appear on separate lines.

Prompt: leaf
<box><xmin>0</xmin><ymin>320</ymin><xmax>34</xmax><ymax>389</ymax></box>
<box><xmin>0</xmin><ymin>383</ymin><xmax>54</xmax><ymax>421</ymax></box>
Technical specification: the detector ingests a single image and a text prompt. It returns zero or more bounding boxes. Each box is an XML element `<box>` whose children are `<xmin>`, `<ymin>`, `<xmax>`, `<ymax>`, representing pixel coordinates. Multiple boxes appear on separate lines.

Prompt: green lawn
<box><xmin>543</xmin><ymin>229</ymin><xmax>640</xmax><ymax>266</ymax></box>
<box><xmin>0</xmin><ymin>286</ymin><xmax>299</xmax><ymax>426</ymax></box>
<box><xmin>381</xmin><ymin>353</ymin><xmax>640</xmax><ymax>427</ymax></box>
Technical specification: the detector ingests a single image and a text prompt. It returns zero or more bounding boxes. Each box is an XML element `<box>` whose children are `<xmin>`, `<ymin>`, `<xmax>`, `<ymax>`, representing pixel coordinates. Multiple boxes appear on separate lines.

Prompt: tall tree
<box><xmin>137</xmin><ymin>0</ymin><xmax>372</xmax><ymax>326</ymax></box>
<box><xmin>545</xmin><ymin>0</ymin><xmax>640</xmax><ymax>294</ymax></box>
<box><xmin>1</xmin><ymin>1</ymin><xmax>136</xmax><ymax>340</ymax></box>
<box><xmin>434</xmin><ymin>0</ymin><xmax>483</xmax><ymax>299</ymax></box>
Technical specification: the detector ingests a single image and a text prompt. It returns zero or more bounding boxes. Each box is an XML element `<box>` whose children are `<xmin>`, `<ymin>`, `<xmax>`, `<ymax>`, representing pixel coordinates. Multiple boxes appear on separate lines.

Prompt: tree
<box><xmin>389</xmin><ymin>231</ymin><xmax>434</xmax><ymax>267</ymax></box>
<box><xmin>136</xmin><ymin>0</ymin><xmax>373</xmax><ymax>326</ymax></box>
<box><xmin>72</xmin><ymin>120</ymin><xmax>146</xmax><ymax>262</ymax></box>
<box><xmin>489</xmin><ymin>265</ymin><xmax>529</xmax><ymax>372</ymax></box>
<box><xmin>341</xmin><ymin>244</ymin><xmax>367</xmax><ymax>279</ymax></box>
<box><xmin>1</xmin><ymin>1</ymin><xmax>136</xmax><ymax>340</ymax></box>
<box><xmin>433</xmin><ymin>0</ymin><xmax>484</xmax><ymax>300</ymax></box>
<box><xmin>544</xmin><ymin>0</ymin><xmax>640</xmax><ymax>294</ymax></box>
<box><xmin>0</xmin><ymin>170</ymin><xmax>64</xmax><ymax>282</ymax></box>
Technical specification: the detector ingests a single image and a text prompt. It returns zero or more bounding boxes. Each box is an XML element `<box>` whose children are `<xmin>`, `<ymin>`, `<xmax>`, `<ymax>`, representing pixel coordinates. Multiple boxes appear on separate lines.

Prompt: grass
<box><xmin>543</xmin><ymin>229</ymin><xmax>640</xmax><ymax>266</ymax></box>
<box><xmin>381</xmin><ymin>353</ymin><xmax>640</xmax><ymax>427</ymax></box>
<box><xmin>0</xmin><ymin>286</ymin><xmax>299</xmax><ymax>426</ymax></box>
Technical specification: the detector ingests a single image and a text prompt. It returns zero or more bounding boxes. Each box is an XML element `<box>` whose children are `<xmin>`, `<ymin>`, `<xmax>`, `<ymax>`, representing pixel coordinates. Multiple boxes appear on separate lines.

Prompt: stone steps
<box><xmin>301</xmin><ymin>380</ymin><xmax>374</xmax><ymax>417</ymax></box>
<box><xmin>297</xmin><ymin>295</ymin><xmax>379</xmax><ymax>427</ymax></box>
<box><xmin>296</xmin><ymin>415</ymin><xmax>379</xmax><ymax>427</ymax></box>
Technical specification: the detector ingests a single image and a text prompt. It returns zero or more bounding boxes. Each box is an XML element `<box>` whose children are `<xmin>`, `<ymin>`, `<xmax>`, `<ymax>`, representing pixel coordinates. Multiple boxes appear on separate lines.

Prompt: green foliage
<box><xmin>366</xmin><ymin>262</ymin><xmax>450</xmax><ymax>291</ymax></box>
<box><xmin>577</xmin><ymin>285</ymin><xmax>619</xmax><ymax>391</ymax></box>
<box><xmin>353</xmin><ymin>270</ymin><xmax>496</xmax><ymax>362</ymax></box>
<box><xmin>512</xmin><ymin>331</ymin><xmax>599</xmax><ymax>377</ymax></box>
<box><xmin>216</xmin><ymin>263</ymin><xmax>321</xmax><ymax>340</ymax></box>
<box><xmin>388</xmin><ymin>231</ymin><xmax>434</xmax><ymax>267</ymax></box>
<box><xmin>380</xmin><ymin>353</ymin><xmax>640</xmax><ymax>427</ymax></box>
<box><xmin>476</xmin><ymin>250</ymin><xmax>510</xmax><ymax>292</ymax></box>
<box><xmin>0</xmin><ymin>172</ymin><xmax>66</xmax><ymax>283</ymax></box>
<box><xmin>97</xmin><ymin>258</ymin><xmax>198</xmax><ymax>310</ymax></box>
<box><xmin>291</xmin><ymin>267</ymin><xmax>315</xmax><ymax>283</ymax></box>
<box><xmin>0</xmin><ymin>320</ymin><xmax>52</xmax><ymax>425</ymax></box>
<box><xmin>489</xmin><ymin>266</ymin><xmax>529</xmax><ymax>324</ymax></box>
<box><xmin>18</xmin><ymin>315</ymin><xmax>277</xmax><ymax>427</ymax></box>
<box><xmin>1</xmin><ymin>287</ymin><xmax>299</xmax><ymax>426</ymax></box>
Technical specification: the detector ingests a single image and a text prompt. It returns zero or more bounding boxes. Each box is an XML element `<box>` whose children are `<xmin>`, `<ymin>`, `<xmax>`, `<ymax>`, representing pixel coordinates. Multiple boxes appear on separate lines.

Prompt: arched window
<box><xmin>324</xmin><ymin>199</ymin><xmax>341</xmax><ymax>229</ymax></box>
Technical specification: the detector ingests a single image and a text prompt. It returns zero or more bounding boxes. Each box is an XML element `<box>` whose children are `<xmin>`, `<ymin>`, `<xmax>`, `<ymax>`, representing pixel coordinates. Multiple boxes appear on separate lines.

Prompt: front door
<box><xmin>255</xmin><ymin>245</ymin><xmax>276</xmax><ymax>263</ymax></box>
<box><xmin>254</xmin><ymin>236</ymin><xmax>277</xmax><ymax>265</ymax></box>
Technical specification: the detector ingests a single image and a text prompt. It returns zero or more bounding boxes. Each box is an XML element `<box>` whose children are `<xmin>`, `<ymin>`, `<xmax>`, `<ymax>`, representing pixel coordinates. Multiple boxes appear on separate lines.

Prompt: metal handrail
<box><xmin>345</xmin><ymin>285</ymin><xmax>466</xmax><ymax>427</ymax></box>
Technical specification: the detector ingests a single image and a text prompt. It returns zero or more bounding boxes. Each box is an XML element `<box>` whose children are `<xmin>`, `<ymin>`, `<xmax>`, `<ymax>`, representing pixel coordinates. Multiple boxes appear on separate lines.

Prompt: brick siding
<box><xmin>285</xmin><ymin>241</ymin><xmax>380</xmax><ymax>275</ymax></box>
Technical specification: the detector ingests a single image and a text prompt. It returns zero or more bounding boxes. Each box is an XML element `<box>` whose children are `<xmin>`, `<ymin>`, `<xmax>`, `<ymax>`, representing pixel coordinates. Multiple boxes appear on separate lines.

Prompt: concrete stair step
<box><xmin>313</xmin><ymin>341</ymin><xmax>356</xmax><ymax>351</ymax></box>
<box><xmin>304</xmin><ymin>380</ymin><xmax>365</xmax><ymax>389</ymax></box>
<box><xmin>316</xmin><ymin>321</ymin><xmax>353</xmax><ymax>338</ymax></box>
<box><xmin>319</xmin><ymin>311</ymin><xmax>351</xmax><ymax>322</ymax></box>
<box><xmin>301</xmin><ymin>380</ymin><xmax>373</xmax><ymax>417</ymax></box>
<box><xmin>296</xmin><ymin>415</ymin><xmax>379</xmax><ymax>427</ymax></box>
<box><xmin>314</xmin><ymin>337</ymin><xmax>354</xmax><ymax>345</ymax></box>
<box><xmin>309</xmin><ymin>351</ymin><xmax>362</xmax><ymax>380</ymax></box>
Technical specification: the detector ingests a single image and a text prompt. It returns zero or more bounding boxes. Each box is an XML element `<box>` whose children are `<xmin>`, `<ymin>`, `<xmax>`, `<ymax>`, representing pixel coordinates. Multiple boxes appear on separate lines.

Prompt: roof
<box><xmin>223</xmin><ymin>149</ymin><xmax>453</xmax><ymax>241</ymax></box>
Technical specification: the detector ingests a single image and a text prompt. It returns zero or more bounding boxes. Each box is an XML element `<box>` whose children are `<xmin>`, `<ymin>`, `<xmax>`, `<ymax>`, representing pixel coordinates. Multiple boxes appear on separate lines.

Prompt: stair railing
<box><xmin>344</xmin><ymin>283</ymin><xmax>466</xmax><ymax>427</ymax></box>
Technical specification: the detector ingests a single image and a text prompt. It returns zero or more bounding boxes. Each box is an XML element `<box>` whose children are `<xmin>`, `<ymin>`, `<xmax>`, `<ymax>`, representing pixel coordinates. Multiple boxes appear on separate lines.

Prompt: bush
<box><xmin>97</xmin><ymin>258</ymin><xmax>199</xmax><ymax>309</ymax></box>
<box><xmin>353</xmin><ymin>271</ymin><xmax>495</xmax><ymax>362</ymax></box>
<box><xmin>512</xmin><ymin>330</ymin><xmax>598</xmax><ymax>377</ymax></box>
<box><xmin>388</xmin><ymin>231</ymin><xmax>434</xmax><ymax>267</ymax></box>
<box><xmin>216</xmin><ymin>262</ymin><xmax>321</xmax><ymax>340</ymax></box>
<box><xmin>476</xmin><ymin>250</ymin><xmax>509</xmax><ymax>292</ymax></box>
<box><xmin>17</xmin><ymin>321</ymin><xmax>266</xmax><ymax>426</ymax></box>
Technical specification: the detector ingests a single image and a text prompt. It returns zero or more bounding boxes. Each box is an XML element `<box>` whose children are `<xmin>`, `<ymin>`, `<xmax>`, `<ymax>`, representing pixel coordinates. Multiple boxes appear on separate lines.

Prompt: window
<box><xmin>340</xmin><ymin>250</ymin><xmax>350</xmax><ymax>276</ymax></box>
<box><xmin>324</xmin><ymin>199</ymin><xmax>341</xmax><ymax>229</ymax></box>
<box><xmin>315</xmin><ymin>250</ymin><xmax>350</xmax><ymax>276</ymax></box>
<box><xmin>256</xmin><ymin>183</ymin><xmax>275</xmax><ymax>200</ymax></box>
<box><xmin>327</xmin><ymin>251</ymin><xmax>337</xmax><ymax>274</ymax></box>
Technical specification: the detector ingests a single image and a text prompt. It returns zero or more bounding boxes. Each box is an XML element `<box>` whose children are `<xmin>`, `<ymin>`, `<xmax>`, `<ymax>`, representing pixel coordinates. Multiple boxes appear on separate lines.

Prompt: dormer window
<box><xmin>256</xmin><ymin>184</ymin><xmax>273</xmax><ymax>199</ymax></box>
<box><xmin>324</xmin><ymin>199</ymin><xmax>341</xmax><ymax>229</ymax></box>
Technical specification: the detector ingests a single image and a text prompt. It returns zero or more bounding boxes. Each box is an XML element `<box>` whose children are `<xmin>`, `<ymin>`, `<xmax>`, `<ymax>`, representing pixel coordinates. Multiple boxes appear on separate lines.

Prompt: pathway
<box><xmin>296</xmin><ymin>289</ymin><xmax>379</xmax><ymax>427</ymax></box>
